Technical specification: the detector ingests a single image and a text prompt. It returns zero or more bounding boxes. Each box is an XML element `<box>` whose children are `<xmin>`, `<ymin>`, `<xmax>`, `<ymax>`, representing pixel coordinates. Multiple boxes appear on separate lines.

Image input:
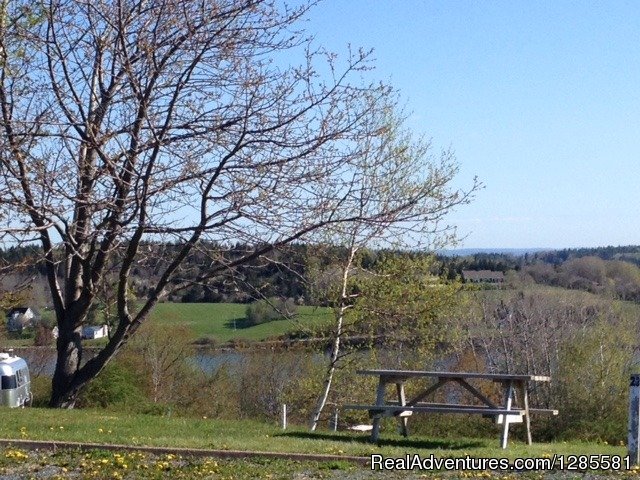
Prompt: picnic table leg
<box><xmin>518</xmin><ymin>382</ymin><xmax>533</xmax><ymax>445</ymax></box>
<box><xmin>370</xmin><ymin>378</ymin><xmax>387</xmax><ymax>442</ymax></box>
<box><xmin>396</xmin><ymin>382</ymin><xmax>409</xmax><ymax>437</ymax></box>
<box><xmin>500</xmin><ymin>380</ymin><xmax>514</xmax><ymax>449</ymax></box>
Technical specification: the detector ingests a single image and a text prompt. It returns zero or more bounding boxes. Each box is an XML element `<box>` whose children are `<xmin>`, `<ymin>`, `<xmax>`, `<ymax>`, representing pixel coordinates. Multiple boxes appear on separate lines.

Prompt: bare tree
<box><xmin>128</xmin><ymin>322</ymin><xmax>193</xmax><ymax>404</ymax></box>
<box><xmin>0</xmin><ymin>0</ymin><xmax>474</xmax><ymax>408</ymax></box>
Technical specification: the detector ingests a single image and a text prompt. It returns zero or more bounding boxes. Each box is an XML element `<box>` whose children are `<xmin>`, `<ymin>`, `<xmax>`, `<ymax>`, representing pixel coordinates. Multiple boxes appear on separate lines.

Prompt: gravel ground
<box><xmin>0</xmin><ymin>447</ymin><xmax>636</xmax><ymax>479</ymax></box>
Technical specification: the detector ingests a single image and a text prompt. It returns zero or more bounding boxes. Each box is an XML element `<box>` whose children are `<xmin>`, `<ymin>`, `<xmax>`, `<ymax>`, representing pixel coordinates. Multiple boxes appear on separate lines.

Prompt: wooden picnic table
<box><xmin>344</xmin><ymin>369</ymin><xmax>557</xmax><ymax>448</ymax></box>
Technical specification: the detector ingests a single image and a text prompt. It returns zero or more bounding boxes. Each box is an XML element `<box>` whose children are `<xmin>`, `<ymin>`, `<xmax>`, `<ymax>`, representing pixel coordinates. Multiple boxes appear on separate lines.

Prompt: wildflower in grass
<box><xmin>5</xmin><ymin>449</ymin><xmax>28</xmax><ymax>461</ymax></box>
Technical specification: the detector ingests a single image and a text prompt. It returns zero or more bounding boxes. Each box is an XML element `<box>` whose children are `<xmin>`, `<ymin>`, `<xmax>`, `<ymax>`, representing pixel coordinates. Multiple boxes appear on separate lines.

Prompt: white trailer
<box><xmin>0</xmin><ymin>351</ymin><xmax>32</xmax><ymax>407</ymax></box>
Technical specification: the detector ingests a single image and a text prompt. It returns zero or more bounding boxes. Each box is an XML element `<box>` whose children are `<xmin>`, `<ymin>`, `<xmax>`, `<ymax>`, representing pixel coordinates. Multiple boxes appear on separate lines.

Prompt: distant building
<box><xmin>82</xmin><ymin>325</ymin><xmax>109</xmax><ymax>340</ymax></box>
<box><xmin>6</xmin><ymin>307</ymin><xmax>41</xmax><ymax>333</ymax></box>
<box><xmin>462</xmin><ymin>270</ymin><xmax>505</xmax><ymax>284</ymax></box>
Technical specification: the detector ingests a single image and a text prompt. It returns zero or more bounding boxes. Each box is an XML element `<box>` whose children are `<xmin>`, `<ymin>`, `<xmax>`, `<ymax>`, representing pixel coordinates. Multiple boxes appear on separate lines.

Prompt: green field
<box><xmin>0</xmin><ymin>303</ymin><xmax>332</xmax><ymax>347</ymax></box>
<box><xmin>149</xmin><ymin>302</ymin><xmax>333</xmax><ymax>343</ymax></box>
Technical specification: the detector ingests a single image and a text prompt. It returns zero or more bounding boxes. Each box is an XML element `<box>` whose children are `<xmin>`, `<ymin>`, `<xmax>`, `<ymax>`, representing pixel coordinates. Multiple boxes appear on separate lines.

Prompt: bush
<box><xmin>77</xmin><ymin>361</ymin><xmax>147</xmax><ymax>409</ymax></box>
<box><xmin>177</xmin><ymin>365</ymin><xmax>242</xmax><ymax>419</ymax></box>
<box><xmin>30</xmin><ymin>376</ymin><xmax>52</xmax><ymax>408</ymax></box>
<box><xmin>245</xmin><ymin>298</ymin><xmax>297</xmax><ymax>326</ymax></box>
<box><xmin>549</xmin><ymin>318</ymin><xmax>635</xmax><ymax>443</ymax></box>
<box><xmin>33</xmin><ymin>325</ymin><xmax>54</xmax><ymax>346</ymax></box>
<box><xmin>448</xmin><ymin>289</ymin><xmax>638</xmax><ymax>442</ymax></box>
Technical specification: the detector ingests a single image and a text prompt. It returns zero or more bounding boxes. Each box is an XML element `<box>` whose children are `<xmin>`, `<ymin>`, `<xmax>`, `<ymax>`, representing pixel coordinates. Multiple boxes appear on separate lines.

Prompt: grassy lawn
<box><xmin>0</xmin><ymin>407</ymin><xmax>627</xmax><ymax>460</ymax></box>
<box><xmin>149</xmin><ymin>302</ymin><xmax>333</xmax><ymax>342</ymax></box>
<box><xmin>0</xmin><ymin>408</ymin><xmax>635</xmax><ymax>478</ymax></box>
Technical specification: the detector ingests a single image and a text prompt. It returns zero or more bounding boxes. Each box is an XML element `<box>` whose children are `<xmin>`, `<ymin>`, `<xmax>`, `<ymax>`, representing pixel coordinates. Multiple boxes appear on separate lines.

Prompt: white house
<box><xmin>81</xmin><ymin>325</ymin><xmax>109</xmax><ymax>340</ymax></box>
<box><xmin>6</xmin><ymin>307</ymin><xmax>40</xmax><ymax>333</ymax></box>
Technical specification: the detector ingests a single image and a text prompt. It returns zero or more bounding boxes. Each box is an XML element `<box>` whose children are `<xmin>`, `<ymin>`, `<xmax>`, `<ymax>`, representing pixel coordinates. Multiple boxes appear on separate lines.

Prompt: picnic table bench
<box><xmin>344</xmin><ymin>369</ymin><xmax>557</xmax><ymax>448</ymax></box>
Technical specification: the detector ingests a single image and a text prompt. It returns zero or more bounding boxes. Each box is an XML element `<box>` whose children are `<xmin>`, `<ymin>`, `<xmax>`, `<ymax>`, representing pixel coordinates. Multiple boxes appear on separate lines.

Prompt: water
<box><xmin>15</xmin><ymin>345</ymin><xmax>456</xmax><ymax>378</ymax></box>
<box><xmin>16</xmin><ymin>347</ymin><xmax>322</xmax><ymax>377</ymax></box>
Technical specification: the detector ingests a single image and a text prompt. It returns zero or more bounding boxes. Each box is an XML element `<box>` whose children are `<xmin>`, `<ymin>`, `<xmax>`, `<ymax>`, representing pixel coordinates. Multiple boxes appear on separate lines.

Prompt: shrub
<box><xmin>33</xmin><ymin>325</ymin><xmax>54</xmax><ymax>346</ymax></box>
<box><xmin>30</xmin><ymin>376</ymin><xmax>52</xmax><ymax>408</ymax></box>
<box><xmin>549</xmin><ymin>317</ymin><xmax>635</xmax><ymax>443</ymax></box>
<box><xmin>77</xmin><ymin>361</ymin><xmax>147</xmax><ymax>409</ymax></box>
<box><xmin>245</xmin><ymin>298</ymin><xmax>297</xmax><ymax>326</ymax></box>
<box><xmin>127</xmin><ymin>323</ymin><xmax>194</xmax><ymax>405</ymax></box>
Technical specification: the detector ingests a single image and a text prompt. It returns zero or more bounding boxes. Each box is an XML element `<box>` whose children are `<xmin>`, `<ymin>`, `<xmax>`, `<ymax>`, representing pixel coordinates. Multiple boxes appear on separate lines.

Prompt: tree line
<box><xmin>4</xmin><ymin>243</ymin><xmax>640</xmax><ymax>306</ymax></box>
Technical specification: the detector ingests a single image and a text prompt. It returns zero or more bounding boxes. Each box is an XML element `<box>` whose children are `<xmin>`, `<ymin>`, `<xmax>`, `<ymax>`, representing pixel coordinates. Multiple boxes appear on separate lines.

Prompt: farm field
<box><xmin>1</xmin><ymin>302</ymin><xmax>333</xmax><ymax>347</ymax></box>
<box><xmin>149</xmin><ymin>302</ymin><xmax>333</xmax><ymax>342</ymax></box>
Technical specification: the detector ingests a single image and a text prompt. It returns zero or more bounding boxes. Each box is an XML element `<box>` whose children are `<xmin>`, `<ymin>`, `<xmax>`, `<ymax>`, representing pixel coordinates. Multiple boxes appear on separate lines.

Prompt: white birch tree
<box><xmin>309</xmin><ymin>110</ymin><xmax>478</xmax><ymax>430</ymax></box>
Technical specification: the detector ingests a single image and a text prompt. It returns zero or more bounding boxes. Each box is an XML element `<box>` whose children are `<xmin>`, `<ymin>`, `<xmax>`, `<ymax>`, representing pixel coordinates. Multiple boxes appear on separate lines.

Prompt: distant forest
<box><xmin>2</xmin><ymin>243</ymin><xmax>640</xmax><ymax>305</ymax></box>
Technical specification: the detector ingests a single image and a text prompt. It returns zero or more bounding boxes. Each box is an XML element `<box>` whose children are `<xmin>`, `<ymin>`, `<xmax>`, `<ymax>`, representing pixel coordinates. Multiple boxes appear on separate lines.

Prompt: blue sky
<box><xmin>304</xmin><ymin>1</ymin><xmax>640</xmax><ymax>249</ymax></box>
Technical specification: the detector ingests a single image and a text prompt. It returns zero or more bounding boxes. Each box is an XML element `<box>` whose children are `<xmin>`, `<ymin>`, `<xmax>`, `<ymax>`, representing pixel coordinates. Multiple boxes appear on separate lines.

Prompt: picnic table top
<box><xmin>356</xmin><ymin>369</ymin><xmax>551</xmax><ymax>382</ymax></box>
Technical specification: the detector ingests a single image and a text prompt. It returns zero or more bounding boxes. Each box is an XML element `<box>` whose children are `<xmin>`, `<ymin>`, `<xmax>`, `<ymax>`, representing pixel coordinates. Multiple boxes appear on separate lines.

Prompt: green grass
<box><xmin>0</xmin><ymin>408</ymin><xmax>634</xmax><ymax>479</ymax></box>
<box><xmin>0</xmin><ymin>337</ymin><xmax>33</xmax><ymax>348</ymax></box>
<box><xmin>149</xmin><ymin>302</ymin><xmax>332</xmax><ymax>342</ymax></box>
<box><xmin>0</xmin><ymin>407</ymin><xmax>627</xmax><ymax>461</ymax></box>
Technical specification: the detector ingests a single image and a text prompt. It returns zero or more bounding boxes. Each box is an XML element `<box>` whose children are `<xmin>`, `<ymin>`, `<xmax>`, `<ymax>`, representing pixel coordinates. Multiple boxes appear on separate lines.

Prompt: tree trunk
<box><xmin>49</xmin><ymin>325</ymin><xmax>84</xmax><ymax>408</ymax></box>
<box><xmin>309</xmin><ymin>305</ymin><xmax>345</xmax><ymax>431</ymax></box>
<box><xmin>310</xmin><ymin>246</ymin><xmax>356</xmax><ymax>431</ymax></box>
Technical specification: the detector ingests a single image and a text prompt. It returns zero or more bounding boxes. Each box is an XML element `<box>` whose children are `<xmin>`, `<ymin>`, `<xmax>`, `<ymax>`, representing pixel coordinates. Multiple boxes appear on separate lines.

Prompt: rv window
<box><xmin>1</xmin><ymin>375</ymin><xmax>17</xmax><ymax>390</ymax></box>
<box><xmin>16</xmin><ymin>369</ymin><xmax>24</xmax><ymax>385</ymax></box>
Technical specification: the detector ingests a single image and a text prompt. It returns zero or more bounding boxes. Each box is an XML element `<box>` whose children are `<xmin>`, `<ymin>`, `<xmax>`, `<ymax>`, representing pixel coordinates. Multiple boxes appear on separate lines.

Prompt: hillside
<box><xmin>149</xmin><ymin>303</ymin><xmax>332</xmax><ymax>343</ymax></box>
